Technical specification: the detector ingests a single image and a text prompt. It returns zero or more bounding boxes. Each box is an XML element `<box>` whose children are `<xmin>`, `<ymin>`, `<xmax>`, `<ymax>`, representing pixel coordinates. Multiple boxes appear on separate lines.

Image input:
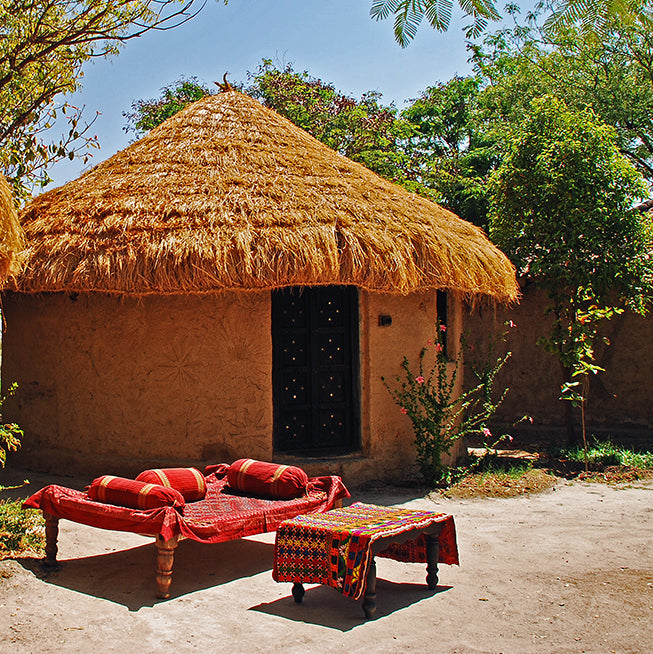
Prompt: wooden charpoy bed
<box><xmin>23</xmin><ymin>465</ymin><xmax>349</xmax><ymax>598</ymax></box>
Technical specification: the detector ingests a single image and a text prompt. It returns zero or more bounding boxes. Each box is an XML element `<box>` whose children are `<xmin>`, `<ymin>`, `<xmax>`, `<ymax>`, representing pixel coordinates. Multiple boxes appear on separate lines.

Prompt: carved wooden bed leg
<box><xmin>44</xmin><ymin>513</ymin><xmax>59</xmax><ymax>568</ymax></box>
<box><xmin>155</xmin><ymin>535</ymin><xmax>179</xmax><ymax>599</ymax></box>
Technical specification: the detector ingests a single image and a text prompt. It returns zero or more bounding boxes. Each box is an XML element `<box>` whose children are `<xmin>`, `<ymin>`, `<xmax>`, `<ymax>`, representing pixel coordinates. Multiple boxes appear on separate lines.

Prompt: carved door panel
<box><xmin>272</xmin><ymin>286</ymin><xmax>359</xmax><ymax>455</ymax></box>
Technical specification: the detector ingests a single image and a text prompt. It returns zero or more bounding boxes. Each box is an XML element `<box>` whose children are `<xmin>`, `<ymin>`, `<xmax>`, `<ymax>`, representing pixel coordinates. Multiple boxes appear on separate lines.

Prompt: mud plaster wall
<box><xmin>2</xmin><ymin>292</ymin><xmax>273</xmax><ymax>477</ymax></box>
<box><xmin>466</xmin><ymin>286</ymin><xmax>653</xmax><ymax>444</ymax></box>
<box><xmin>2</xmin><ymin>289</ymin><xmax>464</xmax><ymax>484</ymax></box>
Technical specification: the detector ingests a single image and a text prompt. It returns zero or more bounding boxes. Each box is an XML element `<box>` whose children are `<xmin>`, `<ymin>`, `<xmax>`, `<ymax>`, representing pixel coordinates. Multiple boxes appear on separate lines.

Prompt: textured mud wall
<box><xmin>466</xmin><ymin>287</ymin><xmax>653</xmax><ymax>444</ymax></box>
<box><xmin>2</xmin><ymin>289</ymin><xmax>464</xmax><ymax>484</ymax></box>
<box><xmin>2</xmin><ymin>292</ymin><xmax>273</xmax><ymax>477</ymax></box>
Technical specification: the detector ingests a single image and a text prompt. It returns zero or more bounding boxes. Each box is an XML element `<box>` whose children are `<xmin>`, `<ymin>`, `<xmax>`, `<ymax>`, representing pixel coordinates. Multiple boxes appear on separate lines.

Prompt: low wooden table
<box><xmin>273</xmin><ymin>502</ymin><xmax>458</xmax><ymax>618</ymax></box>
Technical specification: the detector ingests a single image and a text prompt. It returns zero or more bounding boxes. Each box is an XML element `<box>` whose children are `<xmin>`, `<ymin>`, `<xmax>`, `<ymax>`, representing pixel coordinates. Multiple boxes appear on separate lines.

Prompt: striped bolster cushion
<box><xmin>136</xmin><ymin>467</ymin><xmax>207</xmax><ymax>502</ymax></box>
<box><xmin>227</xmin><ymin>459</ymin><xmax>309</xmax><ymax>500</ymax></box>
<box><xmin>87</xmin><ymin>475</ymin><xmax>185</xmax><ymax>511</ymax></box>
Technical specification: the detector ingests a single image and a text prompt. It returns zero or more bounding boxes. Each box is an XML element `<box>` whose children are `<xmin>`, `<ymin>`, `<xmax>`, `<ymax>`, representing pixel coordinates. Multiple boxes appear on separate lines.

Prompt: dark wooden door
<box><xmin>272</xmin><ymin>286</ymin><xmax>360</xmax><ymax>455</ymax></box>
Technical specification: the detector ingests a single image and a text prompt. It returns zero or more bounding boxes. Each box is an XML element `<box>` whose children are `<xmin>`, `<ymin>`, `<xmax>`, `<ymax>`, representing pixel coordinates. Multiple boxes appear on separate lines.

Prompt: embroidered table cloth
<box><xmin>273</xmin><ymin>502</ymin><xmax>458</xmax><ymax>600</ymax></box>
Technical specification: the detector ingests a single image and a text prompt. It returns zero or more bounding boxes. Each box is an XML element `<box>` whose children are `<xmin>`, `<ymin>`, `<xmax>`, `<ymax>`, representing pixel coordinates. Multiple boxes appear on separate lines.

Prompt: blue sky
<box><xmin>47</xmin><ymin>0</ymin><xmax>482</xmax><ymax>188</ymax></box>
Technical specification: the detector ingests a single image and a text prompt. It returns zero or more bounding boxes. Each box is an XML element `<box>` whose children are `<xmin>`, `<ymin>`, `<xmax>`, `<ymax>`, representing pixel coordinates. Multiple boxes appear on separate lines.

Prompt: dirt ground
<box><xmin>1</xmin><ymin>466</ymin><xmax>652</xmax><ymax>654</ymax></box>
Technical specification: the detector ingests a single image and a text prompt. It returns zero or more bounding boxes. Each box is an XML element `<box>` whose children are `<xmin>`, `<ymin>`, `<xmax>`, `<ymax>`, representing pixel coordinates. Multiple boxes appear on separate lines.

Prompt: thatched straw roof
<box><xmin>0</xmin><ymin>175</ymin><xmax>23</xmax><ymax>283</ymax></box>
<box><xmin>12</xmin><ymin>90</ymin><xmax>518</xmax><ymax>301</ymax></box>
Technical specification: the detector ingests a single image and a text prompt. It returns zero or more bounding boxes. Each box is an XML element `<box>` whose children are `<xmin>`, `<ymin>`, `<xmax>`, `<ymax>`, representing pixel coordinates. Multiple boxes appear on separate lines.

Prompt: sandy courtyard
<box><xmin>1</xmin><ymin>468</ymin><xmax>651</xmax><ymax>654</ymax></box>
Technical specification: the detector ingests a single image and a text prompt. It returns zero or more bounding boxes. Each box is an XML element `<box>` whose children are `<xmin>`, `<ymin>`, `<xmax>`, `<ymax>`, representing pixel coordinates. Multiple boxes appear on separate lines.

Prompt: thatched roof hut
<box><xmin>0</xmin><ymin>175</ymin><xmax>23</xmax><ymax>283</ymax></box>
<box><xmin>3</xmin><ymin>90</ymin><xmax>518</xmax><ymax>482</ymax></box>
<box><xmin>12</xmin><ymin>90</ymin><xmax>517</xmax><ymax>301</ymax></box>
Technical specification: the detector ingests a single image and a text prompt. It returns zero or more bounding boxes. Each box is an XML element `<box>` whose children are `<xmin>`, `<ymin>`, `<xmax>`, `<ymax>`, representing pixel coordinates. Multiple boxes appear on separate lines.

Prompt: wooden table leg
<box><xmin>292</xmin><ymin>582</ymin><xmax>305</xmax><ymax>603</ymax></box>
<box><xmin>155</xmin><ymin>535</ymin><xmax>179</xmax><ymax>599</ymax></box>
<box><xmin>44</xmin><ymin>513</ymin><xmax>59</xmax><ymax>568</ymax></box>
<box><xmin>425</xmin><ymin>533</ymin><xmax>440</xmax><ymax>589</ymax></box>
<box><xmin>362</xmin><ymin>557</ymin><xmax>377</xmax><ymax>618</ymax></box>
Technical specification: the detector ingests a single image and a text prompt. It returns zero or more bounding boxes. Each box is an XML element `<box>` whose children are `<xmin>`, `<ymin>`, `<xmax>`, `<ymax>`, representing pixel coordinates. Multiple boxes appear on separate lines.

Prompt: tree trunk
<box><xmin>560</xmin><ymin>361</ymin><xmax>577</xmax><ymax>446</ymax></box>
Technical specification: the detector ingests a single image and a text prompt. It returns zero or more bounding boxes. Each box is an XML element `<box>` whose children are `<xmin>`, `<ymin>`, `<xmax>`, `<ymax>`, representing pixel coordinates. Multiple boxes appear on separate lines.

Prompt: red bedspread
<box><xmin>23</xmin><ymin>470</ymin><xmax>350</xmax><ymax>544</ymax></box>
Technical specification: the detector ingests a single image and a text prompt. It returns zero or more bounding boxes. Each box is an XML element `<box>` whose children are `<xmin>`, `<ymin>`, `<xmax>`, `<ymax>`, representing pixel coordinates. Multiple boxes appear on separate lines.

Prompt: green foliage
<box><xmin>370</xmin><ymin>0</ymin><xmax>501</xmax><ymax>46</ymax></box>
<box><xmin>1</xmin><ymin>0</ymin><xmax>210</xmax><ymax>198</ymax></box>
<box><xmin>555</xmin><ymin>439</ymin><xmax>653</xmax><ymax>469</ymax></box>
<box><xmin>489</xmin><ymin>96</ymin><xmax>652</xmax><ymax>441</ymax></box>
<box><xmin>248</xmin><ymin>61</ymin><xmax>414</xmax><ymax>182</ymax></box>
<box><xmin>399</xmin><ymin>75</ymin><xmax>499</xmax><ymax>228</ymax></box>
<box><xmin>383</xmin><ymin>326</ymin><xmax>510</xmax><ymax>486</ymax></box>
<box><xmin>124</xmin><ymin>77</ymin><xmax>215</xmax><ymax>137</ymax></box>
<box><xmin>0</xmin><ymin>383</ymin><xmax>22</xmax><ymax>468</ymax></box>
<box><xmin>0</xmin><ymin>499</ymin><xmax>44</xmax><ymax>555</ymax></box>
<box><xmin>471</xmin><ymin>6</ymin><xmax>653</xmax><ymax>186</ymax></box>
<box><xmin>369</xmin><ymin>0</ymin><xmax>650</xmax><ymax>46</ymax></box>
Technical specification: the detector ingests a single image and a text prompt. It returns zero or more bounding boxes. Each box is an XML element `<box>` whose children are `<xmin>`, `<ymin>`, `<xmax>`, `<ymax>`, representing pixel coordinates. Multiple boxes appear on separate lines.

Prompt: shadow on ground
<box><xmin>13</xmin><ymin>537</ymin><xmax>275</xmax><ymax>611</ymax></box>
<box><xmin>251</xmin><ymin>579</ymin><xmax>452</xmax><ymax>631</ymax></box>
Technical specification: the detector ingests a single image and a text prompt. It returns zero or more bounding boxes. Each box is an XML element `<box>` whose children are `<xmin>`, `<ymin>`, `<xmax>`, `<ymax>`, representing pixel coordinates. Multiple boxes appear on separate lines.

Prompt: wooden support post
<box><xmin>44</xmin><ymin>513</ymin><xmax>59</xmax><ymax>568</ymax></box>
<box><xmin>362</xmin><ymin>557</ymin><xmax>377</xmax><ymax>618</ymax></box>
<box><xmin>425</xmin><ymin>533</ymin><xmax>440</xmax><ymax>590</ymax></box>
<box><xmin>155</xmin><ymin>535</ymin><xmax>179</xmax><ymax>599</ymax></box>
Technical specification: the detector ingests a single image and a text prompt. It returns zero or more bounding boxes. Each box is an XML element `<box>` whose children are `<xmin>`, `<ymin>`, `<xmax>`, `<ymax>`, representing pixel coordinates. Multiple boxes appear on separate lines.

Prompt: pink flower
<box><xmin>400</xmin><ymin>407</ymin><xmax>408</xmax><ymax>415</ymax></box>
<box><xmin>426</xmin><ymin>339</ymin><xmax>432</xmax><ymax>346</ymax></box>
<box><xmin>435</xmin><ymin>343</ymin><xmax>444</xmax><ymax>353</ymax></box>
<box><xmin>440</xmin><ymin>324</ymin><xmax>447</xmax><ymax>332</ymax></box>
<box><xmin>416</xmin><ymin>375</ymin><xmax>425</xmax><ymax>384</ymax></box>
<box><xmin>508</xmin><ymin>434</ymin><xmax>514</xmax><ymax>442</ymax></box>
<box><xmin>482</xmin><ymin>427</ymin><xmax>492</xmax><ymax>438</ymax></box>
<box><xmin>509</xmin><ymin>320</ymin><xmax>516</xmax><ymax>328</ymax></box>
<box><xmin>528</xmin><ymin>416</ymin><xmax>533</xmax><ymax>424</ymax></box>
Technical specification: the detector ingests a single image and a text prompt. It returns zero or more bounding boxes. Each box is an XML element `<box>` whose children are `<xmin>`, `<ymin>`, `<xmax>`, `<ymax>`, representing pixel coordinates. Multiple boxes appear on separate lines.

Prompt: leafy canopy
<box><xmin>1</xmin><ymin>0</ymin><xmax>211</xmax><ymax>198</ymax></box>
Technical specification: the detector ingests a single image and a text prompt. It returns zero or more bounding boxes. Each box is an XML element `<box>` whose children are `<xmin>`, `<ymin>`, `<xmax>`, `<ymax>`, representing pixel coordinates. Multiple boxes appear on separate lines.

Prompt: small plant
<box><xmin>383</xmin><ymin>324</ymin><xmax>511</xmax><ymax>486</ymax></box>
<box><xmin>0</xmin><ymin>499</ymin><xmax>45</xmax><ymax>555</ymax></box>
<box><xmin>0</xmin><ymin>382</ymin><xmax>23</xmax><ymax>469</ymax></box>
<box><xmin>556</xmin><ymin>439</ymin><xmax>653</xmax><ymax>470</ymax></box>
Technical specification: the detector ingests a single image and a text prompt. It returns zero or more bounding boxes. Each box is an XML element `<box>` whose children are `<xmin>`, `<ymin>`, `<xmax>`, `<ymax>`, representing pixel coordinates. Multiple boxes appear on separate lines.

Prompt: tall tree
<box><xmin>471</xmin><ymin>6</ymin><xmax>653</xmax><ymax>185</ymax></box>
<box><xmin>488</xmin><ymin>96</ymin><xmax>653</xmax><ymax>442</ymax></box>
<box><xmin>1</xmin><ymin>0</ymin><xmax>210</xmax><ymax>198</ymax></box>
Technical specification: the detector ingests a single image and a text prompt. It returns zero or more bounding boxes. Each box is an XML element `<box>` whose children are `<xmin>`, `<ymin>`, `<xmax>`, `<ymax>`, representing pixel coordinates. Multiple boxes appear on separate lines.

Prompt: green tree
<box><xmin>488</xmin><ymin>96</ymin><xmax>653</xmax><ymax>442</ymax></box>
<box><xmin>1</xmin><ymin>0</ymin><xmax>211</xmax><ymax>198</ymax></box>
<box><xmin>124</xmin><ymin>77</ymin><xmax>214</xmax><ymax>137</ymax></box>
<box><xmin>400</xmin><ymin>75</ymin><xmax>499</xmax><ymax>227</ymax></box>
<box><xmin>471</xmin><ymin>6</ymin><xmax>653</xmax><ymax>185</ymax></box>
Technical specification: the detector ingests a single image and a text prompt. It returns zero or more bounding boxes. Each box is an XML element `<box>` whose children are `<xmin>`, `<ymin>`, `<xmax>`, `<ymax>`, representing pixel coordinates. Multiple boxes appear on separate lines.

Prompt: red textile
<box><xmin>86</xmin><ymin>475</ymin><xmax>185</xmax><ymax>511</ymax></box>
<box><xmin>23</xmin><ymin>469</ymin><xmax>349</xmax><ymax>544</ymax></box>
<box><xmin>136</xmin><ymin>468</ymin><xmax>207</xmax><ymax>502</ymax></box>
<box><xmin>227</xmin><ymin>459</ymin><xmax>309</xmax><ymax>500</ymax></box>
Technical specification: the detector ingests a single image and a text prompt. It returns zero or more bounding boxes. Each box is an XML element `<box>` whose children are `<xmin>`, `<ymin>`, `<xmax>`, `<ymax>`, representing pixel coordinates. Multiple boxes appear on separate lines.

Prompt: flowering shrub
<box><xmin>383</xmin><ymin>325</ymin><xmax>511</xmax><ymax>486</ymax></box>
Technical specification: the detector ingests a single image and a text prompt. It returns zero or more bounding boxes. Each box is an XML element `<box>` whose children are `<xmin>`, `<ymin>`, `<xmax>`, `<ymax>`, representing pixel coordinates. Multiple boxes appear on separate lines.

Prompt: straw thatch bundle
<box><xmin>0</xmin><ymin>175</ymin><xmax>23</xmax><ymax>283</ymax></box>
<box><xmin>13</xmin><ymin>91</ymin><xmax>518</xmax><ymax>301</ymax></box>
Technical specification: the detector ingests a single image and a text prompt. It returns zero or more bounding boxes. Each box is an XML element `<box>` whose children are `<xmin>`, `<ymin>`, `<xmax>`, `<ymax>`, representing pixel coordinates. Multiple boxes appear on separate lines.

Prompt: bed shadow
<box><xmin>250</xmin><ymin>580</ymin><xmax>452</xmax><ymax>631</ymax></box>
<box><xmin>16</xmin><ymin>538</ymin><xmax>275</xmax><ymax>611</ymax></box>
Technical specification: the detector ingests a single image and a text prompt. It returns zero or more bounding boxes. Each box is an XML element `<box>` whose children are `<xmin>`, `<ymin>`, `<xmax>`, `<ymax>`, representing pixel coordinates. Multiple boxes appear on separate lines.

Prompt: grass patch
<box><xmin>0</xmin><ymin>498</ymin><xmax>45</xmax><ymax>557</ymax></box>
<box><xmin>554</xmin><ymin>439</ymin><xmax>653</xmax><ymax>470</ymax></box>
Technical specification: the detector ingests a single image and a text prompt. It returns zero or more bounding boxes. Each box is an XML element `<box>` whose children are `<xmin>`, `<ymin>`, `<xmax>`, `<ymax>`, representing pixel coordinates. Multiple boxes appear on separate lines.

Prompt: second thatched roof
<box><xmin>13</xmin><ymin>90</ymin><xmax>518</xmax><ymax>301</ymax></box>
<box><xmin>0</xmin><ymin>176</ymin><xmax>23</xmax><ymax>283</ymax></box>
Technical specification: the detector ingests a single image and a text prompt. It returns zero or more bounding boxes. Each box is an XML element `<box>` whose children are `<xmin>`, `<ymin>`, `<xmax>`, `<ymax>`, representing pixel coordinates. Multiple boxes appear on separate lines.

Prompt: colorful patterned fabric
<box><xmin>136</xmin><ymin>467</ymin><xmax>207</xmax><ymax>502</ymax></box>
<box><xmin>273</xmin><ymin>502</ymin><xmax>458</xmax><ymax>600</ymax></box>
<box><xmin>227</xmin><ymin>459</ymin><xmax>309</xmax><ymax>500</ymax></box>
<box><xmin>86</xmin><ymin>475</ymin><xmax>185</xmax><ymax>511</ymax></box>
<box><xmin>23</xmin><ymin>470</ymin><xmax>349</xmax><ymax>544</ymax></box>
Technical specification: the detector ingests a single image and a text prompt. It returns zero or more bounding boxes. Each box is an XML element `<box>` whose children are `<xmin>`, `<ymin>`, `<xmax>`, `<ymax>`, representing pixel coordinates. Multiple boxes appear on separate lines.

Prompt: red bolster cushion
<box><xmin>87</xmin><ymin>475</ymin><xmax>185</xmax><ymax>511</ymax></box>
<box><xmin>135</xmin><ymin>467</ymin><xmax>207</xmax><ymax>502</ymax></box>
<box><xmin>227</xmin><ymin>459</ymin><xmax>309</xmax><ymax>500</ymax></box>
